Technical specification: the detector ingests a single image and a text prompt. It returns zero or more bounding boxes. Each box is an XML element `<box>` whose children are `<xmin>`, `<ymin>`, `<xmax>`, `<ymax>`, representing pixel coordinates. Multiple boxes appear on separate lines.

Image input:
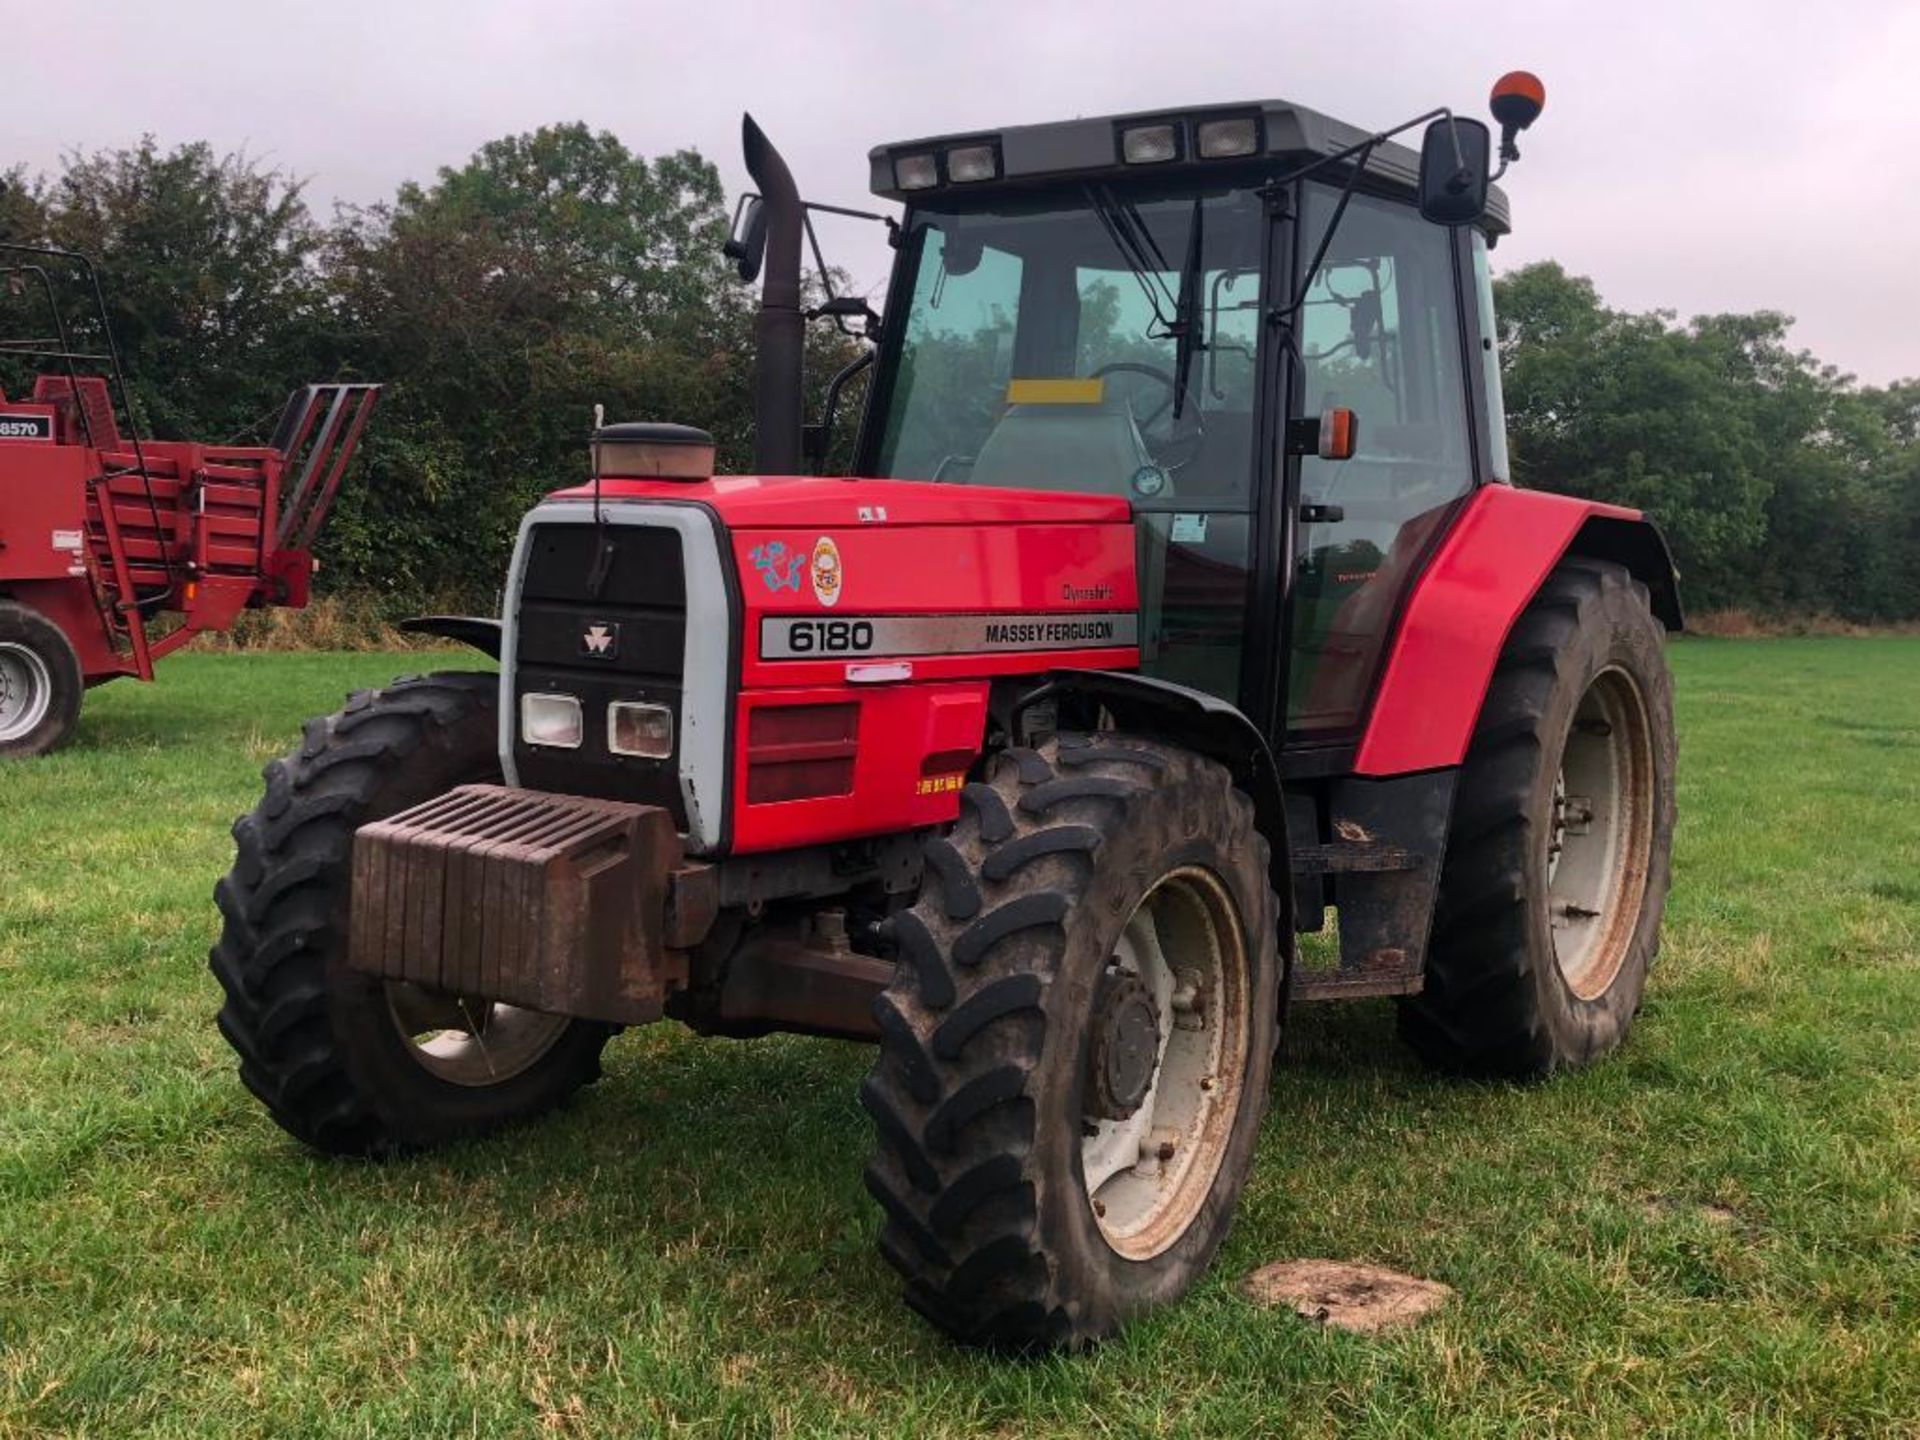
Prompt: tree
<box><xmin>1492</xmin><ymin>261</ymin><xmax>1919</xmax><ymax>618</ymax></box>
<box><xmin>317</xmin><ymin>124</ymin><xmax>756</xmax><ymax>596</ymax></box>
<box><xmin>21</xmin><ymin>139</ymin><xmax>328</xmax><ymax>441</ymax></box>
<box><xmin>317</xmin><ymin>122</ymin><xmax>862</xmax><ymax>601</ymax></box>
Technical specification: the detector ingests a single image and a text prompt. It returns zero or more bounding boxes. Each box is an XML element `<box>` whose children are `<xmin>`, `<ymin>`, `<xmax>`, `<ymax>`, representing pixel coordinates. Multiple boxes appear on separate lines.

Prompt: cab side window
<box><xmin>1287</xmin><ymin>187</ymin><xmax>1475</xmax><ymax>736</ymax></box>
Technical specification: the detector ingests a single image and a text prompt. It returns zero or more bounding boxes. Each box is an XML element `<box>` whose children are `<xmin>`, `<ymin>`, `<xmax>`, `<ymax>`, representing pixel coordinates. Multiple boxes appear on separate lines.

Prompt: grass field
<box><xmin>2</xmin><ymin>641</ymin><xmax>1918</xmax><ymax>1437</ymax></box>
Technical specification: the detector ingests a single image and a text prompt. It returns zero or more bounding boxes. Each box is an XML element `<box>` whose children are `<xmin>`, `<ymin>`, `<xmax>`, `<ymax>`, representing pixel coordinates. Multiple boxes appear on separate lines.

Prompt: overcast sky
<box><xmin>7</xmin><ymin>0</ymin><xmax>1916</xmax><ymax>383</ymax></box>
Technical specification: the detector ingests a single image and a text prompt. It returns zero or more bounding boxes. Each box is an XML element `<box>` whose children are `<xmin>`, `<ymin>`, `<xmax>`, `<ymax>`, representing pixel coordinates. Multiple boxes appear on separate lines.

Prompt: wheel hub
<box><xmin>0</xmin><ymin>641</ymin><xmax>53</xmax><ymax>745</ymax></box>
<box><xmin>1087</xmin><ymin>971</ymin><xmax>1162</xmax><ymax>1122</ymax></box>
<box><xmin>1546</xmin><ymin>666</ymin><xmax>1655</xmax><ymax>999</ymax></box>
<box><xmin>1079</xmin><ymin>867</ymin><xmax>1251</xmax><ymax>1262</ymax></box>
<box><xmin>385</xmin><ymin>981</ymin><xmax>570</xmax><ymax>1087</ymax></box>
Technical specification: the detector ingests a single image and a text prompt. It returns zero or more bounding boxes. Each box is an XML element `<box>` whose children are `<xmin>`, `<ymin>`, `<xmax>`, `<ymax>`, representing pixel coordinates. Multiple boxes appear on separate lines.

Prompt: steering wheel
<box><xmin>1090</xmin><ymin>361</ymin><xmax>1202</xmax><ymax>471</ymax></box>
<box><xmin>1090</xmin><ymin>361</ymin><xmax>1178</xmax><ymax>429</ymax></box>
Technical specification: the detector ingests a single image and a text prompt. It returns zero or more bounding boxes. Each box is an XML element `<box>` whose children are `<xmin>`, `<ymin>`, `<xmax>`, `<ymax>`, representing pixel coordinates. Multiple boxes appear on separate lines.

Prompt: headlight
<box><xmin>608</xmin><ymin>701</ymin><xmax>674</xmax><ymax>759</ymax></box>
<box><xmin>893</xmin><ymin>153</ymin><xmax>939</xmax><ymax>190</ymax></box>
<box><xmin>520</xmin><ymin>692</ymin><xmax>583</xmax><ymax>749</ymax></box>
<box><xmin>1120</xmin><ymin>123</ymin><xmax>1180</xmax><ymax>164</ymax></box>
<box><xmin>1196</xmin><ymin>117</ymin><xmax>1260</xmax><ymax>158</ymax></box>
<box><xmin>945</xmin><ymin>144</ymin><xmax>999</xmax><ymax>183</ymax></box>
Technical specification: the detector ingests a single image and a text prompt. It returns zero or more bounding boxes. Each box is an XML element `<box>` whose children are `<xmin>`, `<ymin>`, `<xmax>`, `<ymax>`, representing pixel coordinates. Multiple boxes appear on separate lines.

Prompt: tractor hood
<box><xmin>546</xmin><ymin>473</ymin><xmax>1131</xmax><ymax>528</ymax></box>
<box><xmin>514</xmin><ymin>472</ymin><xmax>1142</xmax><ymax>857</ymax></box>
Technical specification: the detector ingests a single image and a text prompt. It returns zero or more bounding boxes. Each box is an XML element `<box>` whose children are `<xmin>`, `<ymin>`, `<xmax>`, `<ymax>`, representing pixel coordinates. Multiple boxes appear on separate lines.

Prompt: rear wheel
<box><xmin>0</xmin><ymin>600</ymin><xmax>82</xmax><ymax>759</ymax></box>
<box><xmin>862</xmin><ymin>736</ymin><xmax>1281</xmax><ymax>1350</ymax></box>
<box><xmin>1400</xmin><ymin>558</ymin><xmax>1676</xmax><ymax>1075</ymax></box>
<box><xmin>209</xmin><ymin>672</ymin><xmax>612</xmax><ymax>1156</ymax></box>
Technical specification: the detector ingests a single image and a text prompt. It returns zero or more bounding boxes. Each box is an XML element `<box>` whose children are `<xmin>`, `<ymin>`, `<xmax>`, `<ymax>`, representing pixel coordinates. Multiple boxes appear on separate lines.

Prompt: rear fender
<box><xmin>1017</xmin><ymin>669</ymin><xmax>1292</xmax><ymax>930</ymax></box>
<box><xmin>1355</xmin><ymin>486</ymin><xmax>1681</xmax><ymax>777</ymax></box>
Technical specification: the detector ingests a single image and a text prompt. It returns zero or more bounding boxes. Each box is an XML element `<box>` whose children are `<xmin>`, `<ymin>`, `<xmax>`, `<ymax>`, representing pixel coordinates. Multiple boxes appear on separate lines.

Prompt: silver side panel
<box><xmin>499</xmin><ymin>500</ymin><xmax>732</xmax><ymax>855</ymax></box>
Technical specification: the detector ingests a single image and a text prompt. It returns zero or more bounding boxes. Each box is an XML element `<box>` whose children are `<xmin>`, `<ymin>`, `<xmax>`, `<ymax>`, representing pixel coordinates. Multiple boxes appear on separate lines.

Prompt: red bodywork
<box><xmin>550</xmin><ymin>476</ymin><xmax>1139</xmax><ymax>852</ymax></box>
<box><xmin>547</xmin><ymin>475</ymin><xmax>1662</xmax><ymax>854</ymax></box>
<box><xmin>0</xmin><ymin>376</ymin><xmax>375</xmax><ymax>684</ymax></box>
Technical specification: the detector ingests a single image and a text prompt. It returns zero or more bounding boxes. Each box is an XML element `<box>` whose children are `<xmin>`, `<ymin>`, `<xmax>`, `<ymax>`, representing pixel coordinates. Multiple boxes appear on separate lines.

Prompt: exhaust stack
<box><xmin>742</xmin><ymin>115</ymin><xmax>804</xmax><ymax>476</ymax></box>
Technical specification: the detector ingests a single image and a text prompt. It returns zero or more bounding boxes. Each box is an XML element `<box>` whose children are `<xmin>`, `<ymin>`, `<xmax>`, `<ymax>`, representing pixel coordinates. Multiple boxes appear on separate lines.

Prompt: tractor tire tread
<box><xmin>863</xmin><ymin>735</ymin><xmax>1276</xmax><ymax>1350</ymax></box>
<box><xmin>1399</xmin><ymin>560</ymin><xmax>1675</xmax><ymax>1076</ymax></box>
<box><xmin>208</xmin><ymin>671</ymin><xmax>609</xmax><ymax>1156</ymax></box>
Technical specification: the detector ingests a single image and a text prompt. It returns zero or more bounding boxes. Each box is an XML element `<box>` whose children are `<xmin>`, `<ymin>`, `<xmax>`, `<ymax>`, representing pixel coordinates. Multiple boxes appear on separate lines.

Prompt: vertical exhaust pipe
<box><xmin>742</xmin><ymin>114</ymin><xmax>804</xmax><ymax>475</ymax></box>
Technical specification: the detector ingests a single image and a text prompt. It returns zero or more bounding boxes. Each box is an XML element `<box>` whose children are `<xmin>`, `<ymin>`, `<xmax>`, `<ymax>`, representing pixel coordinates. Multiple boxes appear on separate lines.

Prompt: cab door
<box><xmin>1284</xmin><ymin>187</ymin><xmax>1480</xmax><ymax>740</ymax></box>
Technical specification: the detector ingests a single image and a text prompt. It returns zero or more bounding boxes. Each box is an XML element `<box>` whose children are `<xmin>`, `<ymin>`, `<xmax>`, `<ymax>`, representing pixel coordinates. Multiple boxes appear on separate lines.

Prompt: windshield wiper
<box><xmin>1170</xmin><ymin>195</ymin><xmax>1203</xmax><ymax>421</ymax></box>
<box><xmin>1085</xmin><ymin>185</ymin><xmax>1208</xmax><ymax>421</ymax></box>
<box><xmin>1085</xmin><ymin>183</ymin><xmax>1180</xmax><ymax>332</ymax></box>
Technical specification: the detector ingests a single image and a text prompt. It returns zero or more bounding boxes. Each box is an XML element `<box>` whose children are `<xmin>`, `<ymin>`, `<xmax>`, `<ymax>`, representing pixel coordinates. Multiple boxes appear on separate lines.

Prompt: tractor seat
<box><xmin>968</xmin><ymin>401</ymin><xmax>1172</xmax><ymax>501</ymax></box>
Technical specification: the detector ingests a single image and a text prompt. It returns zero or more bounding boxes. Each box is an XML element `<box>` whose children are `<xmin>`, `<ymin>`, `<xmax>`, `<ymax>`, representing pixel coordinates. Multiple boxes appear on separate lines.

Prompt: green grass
<box><xmin>2</xmin><ymin>641</ymin><xmax>1918</xmax><ymax>1437</ymax></box>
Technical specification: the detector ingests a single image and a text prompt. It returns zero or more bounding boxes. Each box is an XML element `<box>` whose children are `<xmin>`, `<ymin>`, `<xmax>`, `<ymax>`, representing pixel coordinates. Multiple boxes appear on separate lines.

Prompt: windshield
<box><xmin>870</xmin><ymin>183</ymin><xmax>1265</xmax><ymax>509</ymax></box>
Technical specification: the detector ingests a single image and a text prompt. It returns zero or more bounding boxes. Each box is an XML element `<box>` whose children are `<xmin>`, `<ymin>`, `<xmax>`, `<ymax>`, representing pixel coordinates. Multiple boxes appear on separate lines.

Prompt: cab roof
<box><xmin>869</xmin><ymin>98</ymin><xmax>1511</xmax><ymax>236</ymax></box>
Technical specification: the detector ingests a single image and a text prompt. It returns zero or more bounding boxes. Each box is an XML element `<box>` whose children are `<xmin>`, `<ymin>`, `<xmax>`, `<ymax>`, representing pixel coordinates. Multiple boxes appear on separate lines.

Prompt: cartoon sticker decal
<box><xmin>810</xmin><ymin>536</ymin><xmax>843</xmax><ymax>609</ymax></box>
<box><xmin>748</xmin><ymin>540</ymin><xmax>805</xmax><ymax>593</ymax></box>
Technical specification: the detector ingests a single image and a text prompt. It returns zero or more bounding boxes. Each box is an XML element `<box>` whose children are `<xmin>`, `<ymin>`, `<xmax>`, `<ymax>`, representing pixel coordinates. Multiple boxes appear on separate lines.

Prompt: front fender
<box><xmin>1017</xmin><ymin>669</ymin><xmax>1291</xmax><ymax>927</ymax></box>
<box><xmin>399</xmin><ymin>614</ymin><xmax>502</xmax><ymax>659</ymax></box>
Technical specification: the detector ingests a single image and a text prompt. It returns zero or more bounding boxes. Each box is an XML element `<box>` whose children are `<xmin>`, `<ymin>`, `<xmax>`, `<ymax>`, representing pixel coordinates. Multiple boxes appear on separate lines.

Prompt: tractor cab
<box><xmin>849</xmin><ymin>99</ymin><xmax>1519</xmax><ymax>752</ymax></box>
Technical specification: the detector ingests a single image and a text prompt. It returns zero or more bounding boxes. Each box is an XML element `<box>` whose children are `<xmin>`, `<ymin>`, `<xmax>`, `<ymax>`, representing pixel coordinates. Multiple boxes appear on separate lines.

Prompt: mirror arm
<box><xmin>803</xmin><ymin>346</ymin><xmax>877</xmax><ymax>469</ymax></box>
<box><xmin>802</xmin><ymin>209</ymin><xmax>835</xmax><ymax>302</ymax></box>
<box><xmin>1257</xmin><ymin>106</ymin><xmax>1451</xmax><ymax>199</ymax></box>
<box><xmin>1267</xmin><ymin>139</ymin><xmax>1377</xmax><ymax>327</ymax></box>
<box><xmin>796</xmin><ymin>204</ymin><xmax>900</xmax><ymax>330</ymax></box>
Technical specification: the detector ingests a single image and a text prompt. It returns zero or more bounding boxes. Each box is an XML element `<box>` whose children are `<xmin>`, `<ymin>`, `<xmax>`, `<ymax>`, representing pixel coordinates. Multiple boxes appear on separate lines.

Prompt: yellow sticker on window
<box><xmin>1005</xmin><ymin>377</ymin><xmax>1106</xmax><ymax>406</ymax></box>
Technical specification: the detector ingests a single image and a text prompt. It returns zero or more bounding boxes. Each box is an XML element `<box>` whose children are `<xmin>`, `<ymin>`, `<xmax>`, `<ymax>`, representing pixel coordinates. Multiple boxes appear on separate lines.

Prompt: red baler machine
<box><xmin>0</xmin><ymin>243</ymin><xmax>377</xmax><ymax>756</ymax></box>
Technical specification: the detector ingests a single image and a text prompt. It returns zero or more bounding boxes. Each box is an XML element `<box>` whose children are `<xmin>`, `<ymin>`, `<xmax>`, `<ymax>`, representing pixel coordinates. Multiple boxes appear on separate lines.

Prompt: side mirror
<box><xmin>1417</xmin><ymin>117</ymin><xmax>1492</xmax><ymax>226</ymax></box>
<box><xmin>723</xmin><ymin>196</ymin><xmax>768</xmax><ymax>284</ymax></box>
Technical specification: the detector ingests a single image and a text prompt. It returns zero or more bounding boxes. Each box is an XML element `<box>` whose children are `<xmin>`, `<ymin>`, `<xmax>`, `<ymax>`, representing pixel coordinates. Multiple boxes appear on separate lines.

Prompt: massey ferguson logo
<box><xmin>580</xmin><ymin>621</ymin><xmax>620</xmax><ymax>659</ymax></box>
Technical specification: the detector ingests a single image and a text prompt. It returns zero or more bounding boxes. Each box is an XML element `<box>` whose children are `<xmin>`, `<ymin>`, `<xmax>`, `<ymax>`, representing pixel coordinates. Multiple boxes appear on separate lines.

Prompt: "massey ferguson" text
<box><xmin>981</xmin><ymin>618</ymin><xmax>1118</xmax><ymax>646</ymax></box>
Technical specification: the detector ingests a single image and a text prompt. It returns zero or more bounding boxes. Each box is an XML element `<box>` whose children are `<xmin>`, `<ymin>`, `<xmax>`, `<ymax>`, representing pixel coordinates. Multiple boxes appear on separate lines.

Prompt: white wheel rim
<box><xmin>385</xmin><ymin>982</ymin><xmax>571</xmax><ymax>1087</ymax></box>
<box><xmin>1547</xmin><ymin>665</ymin><xmax>1656</xmax><ymax>999</ymax></box>
<box><xmin>1081</xmin><ymin>866</ymin><xmax>1251</xmax><ymax>1261</ymax></box>
<box><xmin>0</xmin><ymin>641</ymin><xmax>53</xmax><ymax>744</ymax></box>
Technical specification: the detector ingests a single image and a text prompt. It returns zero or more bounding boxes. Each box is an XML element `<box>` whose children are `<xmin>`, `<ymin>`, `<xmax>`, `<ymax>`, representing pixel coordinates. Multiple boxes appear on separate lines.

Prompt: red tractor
<box><xmin>0</xmin><ymin>242</ymin><xmax>376</xmax><ymax>756</ymax></box>
<box><xmin>212</xmin><ymin>75</ymin><xmax>1679</xmax><ymax>1349</ymax></box>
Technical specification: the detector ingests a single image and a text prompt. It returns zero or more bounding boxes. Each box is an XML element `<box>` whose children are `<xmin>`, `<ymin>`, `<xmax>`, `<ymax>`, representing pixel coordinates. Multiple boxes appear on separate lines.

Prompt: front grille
<box><xmin>512</xmin><ymin>522</ymin><xmax>689</xmax><ymax>824</ymax></box>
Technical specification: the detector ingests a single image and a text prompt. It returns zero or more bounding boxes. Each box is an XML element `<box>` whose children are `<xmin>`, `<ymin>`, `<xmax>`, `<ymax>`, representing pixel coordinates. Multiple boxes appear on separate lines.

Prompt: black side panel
<box><xmin>1292</xmin><ymin>768</ymin><xmax>1456</xmax><ymax>1001</ymax></box>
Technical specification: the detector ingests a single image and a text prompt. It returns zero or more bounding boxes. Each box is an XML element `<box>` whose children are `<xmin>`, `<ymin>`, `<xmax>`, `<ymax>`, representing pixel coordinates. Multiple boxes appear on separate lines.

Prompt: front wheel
<box><xmin>0</xmin><ymin>600</ymin><xmax>83</xmax><ymax>759</ymax></box>
<box><xmin>209</xmin><ymin>672</ymin><xmax>613</xmax><ymax>1156</ymax></box>
<box><xmin>1400</xmin><ymin>558</ymin><xmax>1677</xmax><ymax>1075</ymax></box>
<box><xmin>862</xmin><ymin>736</ymin><xmax>1281</xmax><ymax>1350</ymax></box>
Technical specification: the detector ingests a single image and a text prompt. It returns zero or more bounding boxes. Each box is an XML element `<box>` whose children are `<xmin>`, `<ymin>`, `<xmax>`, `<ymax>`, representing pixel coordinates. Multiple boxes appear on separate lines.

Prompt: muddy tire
<box><xmin>0</xmin><ymin>600</ymin><xmax>83</xmax><ymax>759</ymax></box>
<box><xmin>1400</xmin><ymin>558</ymin><xmax>1676</xmax><ymax>1075</ymax></box>
<box><xmin>862</xmin><ymin>735</ymin><xmax>1282</xmax><ymax>1350</ymax></box>
<box><xmin>210</xmin><ymin>672</ymin><xmax>613</xmax><ymax>1156</ymax></box>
